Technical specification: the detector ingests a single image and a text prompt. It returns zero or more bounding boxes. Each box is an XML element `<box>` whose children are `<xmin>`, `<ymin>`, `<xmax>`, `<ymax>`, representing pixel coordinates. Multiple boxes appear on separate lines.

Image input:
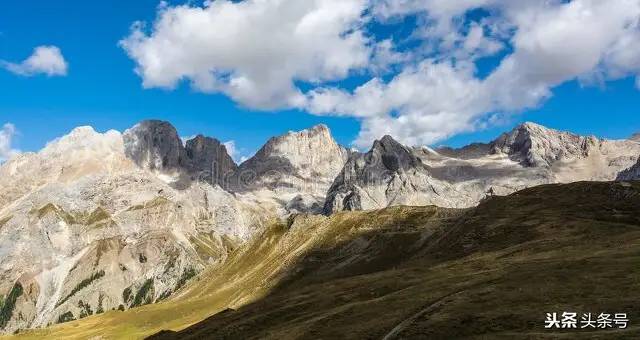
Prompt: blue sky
<box><xmin>1</xmin><ymin>0</ymin><xmax>639</xmax><ymax>161</ymax></box>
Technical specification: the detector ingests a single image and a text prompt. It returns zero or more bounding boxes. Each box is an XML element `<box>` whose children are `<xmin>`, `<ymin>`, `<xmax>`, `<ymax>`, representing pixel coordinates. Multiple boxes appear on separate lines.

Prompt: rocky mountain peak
<box><xmin>123</xmin><ymin>120</ymin><xmax>188</xmax><ymax>172</ymax></box>
<box><xmin>237</xmin><ymin>124</ymin><xmax>348</xmax><ymax>186</ymax></box>
<box><xmin>256</xmin><ymin>124</ymin><xmax>335</xmax><ymax>157</ymax></box>
<box><xmin>489</xmin><ymin>122</ymin><xmax>595</xmax><ymax>167</ymax></box>
<box><xmin>122</xmin><ymin>120</ymin><xmax>238</xmax><ymax>188</ymax></box>
<box><xmin>630</xmin><ymin>132</ymin><xmax>640</xmax><ymax>142</ymax></box>
<box><xmin>370</xmin><ymin>135</ymin><xmax>423</xmax><ymax>172</ymax></box>
<box><xmin>231</xmin><ymin>124</ymin><xmax>349</xmax><ymax>213</ymax></box>
<box><xmin>323</xmin><ymin>135</ymin><xmax>432</xmax><ymax>214</ymax></box>
<box><xmin>185</xmin><ymin>134</ymin><xmax>238</xmax><ymax>188</ymax></box>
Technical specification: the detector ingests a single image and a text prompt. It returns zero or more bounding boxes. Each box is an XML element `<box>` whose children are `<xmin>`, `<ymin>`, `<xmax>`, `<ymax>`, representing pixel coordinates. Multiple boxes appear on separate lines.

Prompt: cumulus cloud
<box><xmin>120</xmin><ymin>0</ymin><xmax>371</xmax><ymax>109</ymax></box>
<box><xmin>307</xmin><ymin>60</ymin><xmax>488</xmax><ymax>147</ymax></box>
<box><xmin>309</xmin><ymin>0</ymin><xmax>640</xmax><ymax>146</ymax></box>
<box><xmin>124</xmin><ymin>0</ymin><xmax>640</xmax><ymax>148</ymax></box>
<box><xmin>223</xmin><ymin>140</ymin><xmax>237</xmax><ymax>159</ymax></box>
<box><xmin>2</xmin><ymin>46</ymin><xmax>68</xmax><ymax>77</ymax></box>
<box><xmin>223</xmin><ymin>140</ymin><xmax>253</xmax><ymax>164</ymax></box>
<box><xmin>0</xmin><ymin>123</ymin><xmax>20</xmax><ymax>162</ymax></box>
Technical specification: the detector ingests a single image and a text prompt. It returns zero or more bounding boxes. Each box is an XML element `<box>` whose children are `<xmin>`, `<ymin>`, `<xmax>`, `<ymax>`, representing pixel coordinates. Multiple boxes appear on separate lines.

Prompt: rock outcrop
<box><xmin>123</xmin><ymin>120</ymin><xmax>188</xmax><ymax>172</ymax></box>
<box><xmin>489</xmin><ymin>122</ymin><xmax>597</xmax><ymax>167</ymax></box>
<box><xmin>233</xmin><ymin>124</ymin><xmax>349</xmax><ymax>214</ymax></box>
<box><xmin>324</xmin><ymin>135</ymin><xmax>447</xmax><ymax>213</ymax></box>
<box><xmin>123</xmin><ymin>120</ymin><xmax>238</xmax><ymax>188</ymax></box>
<box><xmin>185</xmin><ymin>135</ymin><xmax>238</xmax><ymax>189</ymax></box>
<box><xmin>325</xmin><ymin>122</ymin><xmax>640</xmax><ymax>213</ymax></box>
<box><xmin>617</xmin><ymin>158</ymin><xmax>640</xmax><ymax>180</ymax></box>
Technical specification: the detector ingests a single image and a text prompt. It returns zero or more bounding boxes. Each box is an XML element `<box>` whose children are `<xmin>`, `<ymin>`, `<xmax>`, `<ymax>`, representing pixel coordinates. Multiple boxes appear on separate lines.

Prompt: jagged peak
<box><xmin>122</xmin><ymin>120</ymin><xmax>187</xmax><ymax>172</ymax></box>
<box><xmin>372</xmin><ymin>135</ymin><xmax>411</xmax><ymax>153</ymax></box>
<box><xmin>630</xmin><ymin>132</ymin><xmax>640</xmax><ymax>141</ymax></box>
<box><xmin>280</xmin><ymin>124</ymin><xmax>332</xmax><ymax>140</ymax></box>
<box><xmin>366</xmin><ymin>134</ymin><xmax>423</xmax><ymax>171</ymax></box>
<box><xmin>251</xmin><ymin>124</ymin><xmax>341</xmax><ymax>159</ymax></box>
<box><xmin>379</xmin><ymin>135</ymin><xmax>399</xmax><ymax>144</ymax></box>
<box><xmin>124</xmin><ymin>119</ymin><xmax>180</xmax><ymax>137</ymax></box>
<box><xmin>185</xmin><ymin>134</ymin><xmax>223</xmax><ymax>146</ymax></box>
<box><xmin>518</xmin><ymin>121</ymin><xmax>547</xmax><ymax>131</ymax></box>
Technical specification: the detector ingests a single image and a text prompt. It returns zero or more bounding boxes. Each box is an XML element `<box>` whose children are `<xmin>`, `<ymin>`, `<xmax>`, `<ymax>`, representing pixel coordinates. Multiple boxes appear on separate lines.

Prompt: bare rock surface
<box><xmin>617</xmin><ymin>158</ymin><xmax>640</xmax><ymax>180</ymax></box>
<box><xmin>185</xmin><ymin>135</ymin><xmax>238</xmax><ymax>189</ymax></box>
<box><xmin>0</xmin><ymin>125</ymin><xmax>263</xmax><ymax>332</ymax></box>
<box><xmin>232</xmin><ymin>124</ymin><xmax>349</xmax><ymax>214</ymax></box>
<box><xmin>325</xmin><ymin>122</ymin><xmax>640</xmax><ymax>213</ymax></box>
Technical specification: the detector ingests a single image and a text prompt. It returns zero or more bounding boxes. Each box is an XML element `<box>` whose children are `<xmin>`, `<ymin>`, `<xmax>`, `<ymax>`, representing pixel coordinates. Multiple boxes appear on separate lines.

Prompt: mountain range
<box><xmin>0</xmin><ymin>120</ymin><xmax>639</xmax><ymax>334</ymax></box>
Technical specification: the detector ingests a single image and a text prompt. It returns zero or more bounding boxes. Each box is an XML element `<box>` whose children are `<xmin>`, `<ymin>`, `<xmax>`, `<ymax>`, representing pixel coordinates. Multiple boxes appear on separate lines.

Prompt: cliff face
<box><xmin>489</xmin><ymin>122</ymin><xmax>598</xmax><ymax>167</ymax></box>
<box><xmin>324</xmin><ymin>122</ymin><xmax>640</xmax><ymax>213</ymax></box>
<box><xmin>185</xmin><ymin>135</ymin><xmax>238</xmax><ymax>189</ymax></box>
<box><xmin>323</xmin><ymin>135</ymin><xmax>443</xmax><ymax>213</ymax></box>
<box><xmin>233</xmin><ymin>124</ymin><xmax>349</xmax><ymax>214</ymax></box>
<box><xmin>617</xmin><ymin>158</ymin><xmax>640</xmax><ymax>180</ymax></box>
<box><xmin>123</xmin><ymin>120</ymin><xmax>189</xmax><ymax>172</ymax></box>
<box><xmin>123</xmin><ymin>120</ymin><xmax>238</xmax><ymax>188</ymax></box>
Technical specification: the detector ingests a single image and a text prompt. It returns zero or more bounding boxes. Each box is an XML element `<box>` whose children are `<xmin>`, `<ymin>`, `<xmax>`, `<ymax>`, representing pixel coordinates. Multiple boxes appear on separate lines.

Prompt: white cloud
<box><xmin>307</xmin><ymin>60</ymin><xmax>489</xmax><ymax>147</ymax></box>
<box><xmin>308</xmin><ymin>0</ymin><xmax>640</xmax><ymax>147</ymax></box>
<box><xmin>223</xmin><ymin>140</ymin><xmax>254</xmax><ymax>164</ymax></box>
<box><xmin>120</xmin><ymin>0</ymin><xmax>371</xmax><ymax>110</ymax></box>
<box><xmin>2</xmin><ymin>46</ymin><xmax>68</xmax><ymax>77</ymax></box>
<box><xmin>0</xmin><ymin>123</ymin><xmax>20</xmax><ymax>162</ymax></box>
<box><xmin>223</xmin><ymin>140</ymin><xmax>237</xmax><ymax>159</ymax></box>
<box><xmin>124</xmin><ymin>0</ymin><xmax>640</xmax><ymax>148</ymax></box>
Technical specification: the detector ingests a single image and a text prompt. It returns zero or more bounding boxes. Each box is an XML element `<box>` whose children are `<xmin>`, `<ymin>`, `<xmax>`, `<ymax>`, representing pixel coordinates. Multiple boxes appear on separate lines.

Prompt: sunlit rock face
<box><xmin>0</xmin><ymin>123</ymin><xmax>262</xmax><ymax>333</ymax></box>
<box><xmin>232</xmin><ymin>124</ymin><xmax>350</xmax><ymax>215</ymax></box>
<box><xmin>324</xmin><ymin>122</ymin><xmax>640</xmax><ymax>213</ymax></box>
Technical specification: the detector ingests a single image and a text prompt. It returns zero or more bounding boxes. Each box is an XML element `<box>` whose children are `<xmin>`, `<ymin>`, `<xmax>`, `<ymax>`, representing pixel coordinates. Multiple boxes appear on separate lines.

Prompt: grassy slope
<box><xmin>7</xmin><ymin>181</ymin><xmax>640</xmax><ymax>339</ymax></box>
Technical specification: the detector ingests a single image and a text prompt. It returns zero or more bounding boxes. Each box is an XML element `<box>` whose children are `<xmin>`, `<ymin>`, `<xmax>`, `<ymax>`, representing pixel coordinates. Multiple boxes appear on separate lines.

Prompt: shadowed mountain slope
<box><xmin>149</xmin><ymin>181</ymin><xmax>640</xmax><ymax>340</ymax></box>
<box><xmin>8</xmin><ymin>181</ymin><xmax>640</xmax><ymax>339</ymax></box>
<box><xmin>618</xmin><ymin>158</ymin><xmax>640</xmax><ymax>181</ymax></box>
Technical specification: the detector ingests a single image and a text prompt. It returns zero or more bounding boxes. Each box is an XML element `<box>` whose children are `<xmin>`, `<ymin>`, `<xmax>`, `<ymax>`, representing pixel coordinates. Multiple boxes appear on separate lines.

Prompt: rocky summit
<box><xmin>324</xmin><ymin>122</ymin><xmax>640</xmax><ymax>213</ymax></box>
<box><xmin>0</xmin><ymin>120</ymin><xmax>639</xmax><ymax>334</ymax></box>
<box><xmin>231</xmin><ymin>124</ymin><xmax>350</xmax><ymax>214</ymax></box>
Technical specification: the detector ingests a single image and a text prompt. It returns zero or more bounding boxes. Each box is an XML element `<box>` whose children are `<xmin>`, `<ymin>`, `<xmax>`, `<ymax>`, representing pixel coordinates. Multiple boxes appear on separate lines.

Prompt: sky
<box><xmin>1</xmin><ymin>0</ymin><xmax>640</xmax><ymax>162</ymax></box>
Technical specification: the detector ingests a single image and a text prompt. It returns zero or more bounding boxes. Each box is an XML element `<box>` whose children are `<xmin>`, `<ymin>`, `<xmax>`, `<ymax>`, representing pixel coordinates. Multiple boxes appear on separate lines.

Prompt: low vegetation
<box><xmin>131</xmin><ymin>279</ymin><xmax>155</xmax><ymax>308</ymax></box>
<box><xmin>56</xmin><ymin>270</ymin><xmax>106</xmax><ymax>308</ymax></box>
<box><xmin>0</xmin><ymin>283</ymin><xmax>23</xmax><ymax>329</ymax></box>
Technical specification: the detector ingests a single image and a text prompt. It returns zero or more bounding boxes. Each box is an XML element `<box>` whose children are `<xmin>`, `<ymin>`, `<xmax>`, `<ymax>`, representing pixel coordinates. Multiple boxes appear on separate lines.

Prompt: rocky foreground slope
<box><xmin>9</xmin><ymin>181</ymin><xmax>640</xmax><ymax>339</ymax></box>
<box><xmin>0</xmin><ymin>120</ymin><xmax>638</xmax><ymax>334</ymax></box>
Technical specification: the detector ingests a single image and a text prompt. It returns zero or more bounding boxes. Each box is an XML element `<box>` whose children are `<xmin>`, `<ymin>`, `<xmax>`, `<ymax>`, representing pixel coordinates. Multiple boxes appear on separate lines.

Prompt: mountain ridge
<box><xmin>1</xmin><ymin>119</ymin><xmax>639</xmax><ymax>334</ymax></box>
